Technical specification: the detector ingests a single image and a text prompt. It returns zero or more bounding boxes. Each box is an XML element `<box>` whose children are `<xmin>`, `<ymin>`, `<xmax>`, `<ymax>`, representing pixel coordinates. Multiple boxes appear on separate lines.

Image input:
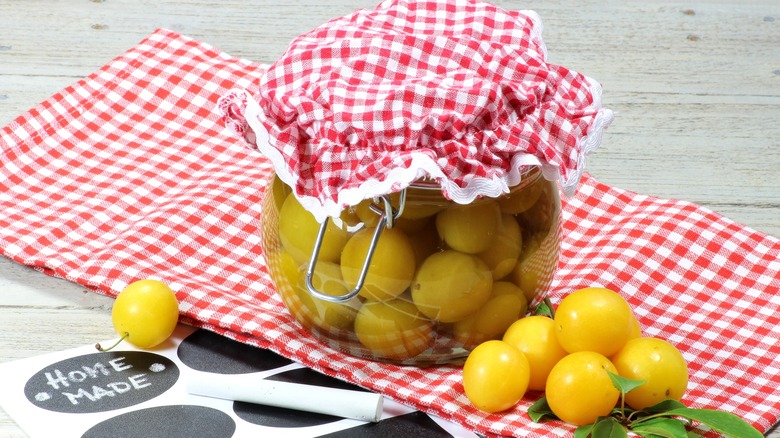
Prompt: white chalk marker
<box><xmin>187</xmin><ymin>373</ymin><xmax>384</xmax><ymax>422</ymax></box>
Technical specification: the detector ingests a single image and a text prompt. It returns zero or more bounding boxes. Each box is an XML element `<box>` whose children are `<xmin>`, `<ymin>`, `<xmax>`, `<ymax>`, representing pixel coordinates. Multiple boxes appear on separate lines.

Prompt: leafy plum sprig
<box><xmin>528</xmin><ymin>373</ymin><xmax>762</xmax><ymax>438</ymax></box>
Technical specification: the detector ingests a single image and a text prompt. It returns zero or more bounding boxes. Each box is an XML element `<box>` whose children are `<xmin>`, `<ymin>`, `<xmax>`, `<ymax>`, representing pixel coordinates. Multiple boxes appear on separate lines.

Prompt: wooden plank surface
<box><xmin>1</xmin><ymin>1</ymin><xmax>778</xmax><ymax>437</ymax></box>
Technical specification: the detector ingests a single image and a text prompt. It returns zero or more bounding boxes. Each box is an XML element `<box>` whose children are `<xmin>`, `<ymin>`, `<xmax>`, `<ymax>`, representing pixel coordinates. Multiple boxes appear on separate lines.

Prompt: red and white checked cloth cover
<box><xmin>220</xmin><ymin>0</ymin><xmax>613</xmax><ymax>222</ymax></box>
<box><xmin>2</xmin><ymin>28</ymin><xmax>780</xmax><ymax>437</ymax></box>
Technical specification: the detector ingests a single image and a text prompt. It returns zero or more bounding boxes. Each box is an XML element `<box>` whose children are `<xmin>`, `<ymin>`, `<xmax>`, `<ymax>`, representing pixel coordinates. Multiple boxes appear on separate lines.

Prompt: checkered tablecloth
<box><xmin>2</xmin><ymin>28</ymin><xmax>779</xmax><ymax>437</ymax></box>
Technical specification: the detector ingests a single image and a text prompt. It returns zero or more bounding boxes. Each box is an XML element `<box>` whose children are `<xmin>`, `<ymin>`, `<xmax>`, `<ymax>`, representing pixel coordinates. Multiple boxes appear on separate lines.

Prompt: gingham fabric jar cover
<box><xmin>220</xmin><ymin>0</ymin><xmax>614</xmax><ymax>222</ymax></box>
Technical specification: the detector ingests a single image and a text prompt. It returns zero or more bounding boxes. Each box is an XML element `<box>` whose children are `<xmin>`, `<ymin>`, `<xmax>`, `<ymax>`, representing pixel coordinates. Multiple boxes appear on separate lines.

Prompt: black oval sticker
<box><xmin>24</xmin><ymin>351</ymin><xmax>178</xmax><ymax>413</ymax></box>
<box><xmin>82</xmin><ymin>405</ymin><xmax>235</xmax><ymax>438</ymax></box>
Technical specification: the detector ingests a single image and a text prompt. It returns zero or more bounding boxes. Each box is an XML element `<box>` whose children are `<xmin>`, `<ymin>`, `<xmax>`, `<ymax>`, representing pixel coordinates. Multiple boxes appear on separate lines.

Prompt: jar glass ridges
<box><xmin>262</xmin><ymin>168</ymin><xmax>561</xmax><ymax>365</ymax></box>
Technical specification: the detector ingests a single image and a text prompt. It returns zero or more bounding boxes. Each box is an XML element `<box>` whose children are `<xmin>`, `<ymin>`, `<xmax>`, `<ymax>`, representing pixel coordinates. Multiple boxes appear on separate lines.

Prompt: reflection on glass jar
<box><xmin>262</xmin><ymin>168</ymin><xmax>561</xmax><ymax>365</ymax></box>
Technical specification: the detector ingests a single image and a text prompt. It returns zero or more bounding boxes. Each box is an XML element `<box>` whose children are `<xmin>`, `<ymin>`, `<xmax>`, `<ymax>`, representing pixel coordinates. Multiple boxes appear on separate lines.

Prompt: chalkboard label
<box><xmin>24</xmin><ymin>351</ymin><xmax>178</xmax><ymax>413</ymax></box>
<box><xmin>177</xmin><ymin>329</ymin><xmax>293</xmax><ymax>374</ymax></box>
<box><xmin>81</xmin><ymin>404</ymin><xmax>235</xmax><ymax>438</ymax></box>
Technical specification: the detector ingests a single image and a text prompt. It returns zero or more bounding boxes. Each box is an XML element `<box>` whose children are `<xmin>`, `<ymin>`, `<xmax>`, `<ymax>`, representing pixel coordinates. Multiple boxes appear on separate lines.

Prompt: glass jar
<box><xmin>261</xmin><ymin>168</ymin><xmax>561</xmax><ymax>365</ymax></box>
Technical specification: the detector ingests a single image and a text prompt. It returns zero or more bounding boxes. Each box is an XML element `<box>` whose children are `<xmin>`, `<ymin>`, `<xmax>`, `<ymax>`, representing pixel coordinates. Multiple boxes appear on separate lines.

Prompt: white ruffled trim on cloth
<box><xmin>227</xmin><ymin>88</ymin><xmax>613</xmax><ymax>223</ymax></box>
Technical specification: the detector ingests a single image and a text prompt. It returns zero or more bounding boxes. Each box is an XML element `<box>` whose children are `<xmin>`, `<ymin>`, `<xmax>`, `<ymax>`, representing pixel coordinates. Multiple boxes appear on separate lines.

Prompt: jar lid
<box><xmin>220</xmin><ymin>0</ymin><xmax>613</xmax><ymax>222</ymax></box>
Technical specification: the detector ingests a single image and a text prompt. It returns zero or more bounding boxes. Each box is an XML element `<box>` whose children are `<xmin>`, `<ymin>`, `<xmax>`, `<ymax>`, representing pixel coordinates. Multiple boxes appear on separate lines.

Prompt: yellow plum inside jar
<box><xmin>261</xmin><ymin>169</ymin><xmax>561</xmax><ymax>365</ymax></box>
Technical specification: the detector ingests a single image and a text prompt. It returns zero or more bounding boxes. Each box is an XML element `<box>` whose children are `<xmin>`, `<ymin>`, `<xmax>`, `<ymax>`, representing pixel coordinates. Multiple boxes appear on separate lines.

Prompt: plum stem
<box><xmin>95</xmin><ymin>332</ymin><xmax>129</xmax><ymax>351</ymax></box>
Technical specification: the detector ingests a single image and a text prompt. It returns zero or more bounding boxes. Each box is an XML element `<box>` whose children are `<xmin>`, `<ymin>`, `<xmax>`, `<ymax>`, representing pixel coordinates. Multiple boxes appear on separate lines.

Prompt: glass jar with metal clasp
<box><xmin>261</xmin><ymin>167</ymin><xmax>561</xmax><ymax>365</ymax></box>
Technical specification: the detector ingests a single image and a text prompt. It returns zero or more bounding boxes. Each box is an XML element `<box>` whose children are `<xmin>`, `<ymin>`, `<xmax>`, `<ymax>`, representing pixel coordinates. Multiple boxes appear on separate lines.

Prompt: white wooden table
<box><xmin>1</xmin><ymin>1</ymin><xmax>778</xmax><ymax>436</ymax></box>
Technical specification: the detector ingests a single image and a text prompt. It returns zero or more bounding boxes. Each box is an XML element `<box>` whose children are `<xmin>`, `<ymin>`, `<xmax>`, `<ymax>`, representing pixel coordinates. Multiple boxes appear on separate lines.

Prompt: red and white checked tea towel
<box><xmin>220</xmin><ymin>0</ymin><xmax>613</xmax><ymax>222</ymax></box>
<box><xmin>2</xmin><ymin>29</ymin><xmax>779</xmax><ymax>438</ymax></box>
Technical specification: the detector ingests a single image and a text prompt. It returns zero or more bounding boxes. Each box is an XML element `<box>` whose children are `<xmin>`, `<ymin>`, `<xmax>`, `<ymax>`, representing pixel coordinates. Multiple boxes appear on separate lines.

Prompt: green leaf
<box><xmin>640</xmin><ymin>399</ymin><xmax>688</xmax><ymax>414</ymax></box>
<box><xmin>535</xmin><ymin>298</ymin><xmax>554</xmax><ymax>318</ymax></box>
<box><xmin>631</xmin><ymin>417</ymin><xmax>688</xmax><ymax>438</ymax></box>
<box><xmin>591</xmin><ymin>416</ymin><xmax>628</xmax><ymax>438</ymax></box>
<box><xmin>661</xmin><ymin>408</ymin><xmax>763</xmax><ymax>438</ymax></box>
<box><xmin>527</xmin><ymin>396</ymin><xmax>557</xmax><ymax>423</ymax></box>
<box><xmin>574</xmin><ymin>423</ymin><xmax>594</xmax><ymax>438</ymax></box>
<box><xmin>607</xmin><ymin>371</ymin><xmax>646</xmax><ymax>394</ymax></box>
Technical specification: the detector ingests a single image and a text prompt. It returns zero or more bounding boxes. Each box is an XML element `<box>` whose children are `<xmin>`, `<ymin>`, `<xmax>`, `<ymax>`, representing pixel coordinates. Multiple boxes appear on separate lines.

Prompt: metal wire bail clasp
<box><xmin>304</xmin><ymin>190</ymin><xmax>407</xmax><ymax>303</ymax></box>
